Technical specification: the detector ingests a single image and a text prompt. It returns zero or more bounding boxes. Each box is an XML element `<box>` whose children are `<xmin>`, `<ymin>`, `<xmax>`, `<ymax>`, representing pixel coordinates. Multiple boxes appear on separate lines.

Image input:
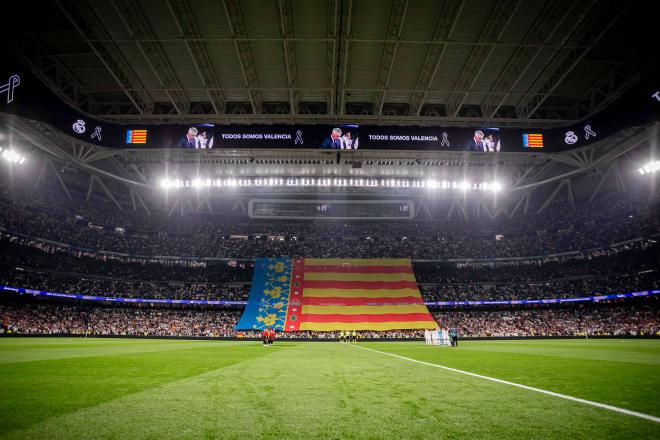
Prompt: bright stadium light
<box><xmin>638</xmin><ymin>160</ymin><xmax>660</xmax><ymax>175</ymax></box>
<box><xmin>0</xmin><ymin>147</ymin><xmax>26</xmax><ymax>164</ymax></box>
<box><xmin>158</xmin><ymin>176</ymin><xmax>505</xmax><ymax>192</ymax></box>
<box><xmin>425</xmin><ymin>179</ymin><xmax>439</xmax><ymax>189</ymax></box>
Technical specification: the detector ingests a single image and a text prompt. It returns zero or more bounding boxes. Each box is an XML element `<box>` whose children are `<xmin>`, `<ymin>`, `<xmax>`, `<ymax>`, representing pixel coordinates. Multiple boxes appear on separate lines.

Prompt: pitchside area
<box><xmin>0</xmin><ymin>339</ymin><xmax>658</xmax><ymax>439</ymax></box>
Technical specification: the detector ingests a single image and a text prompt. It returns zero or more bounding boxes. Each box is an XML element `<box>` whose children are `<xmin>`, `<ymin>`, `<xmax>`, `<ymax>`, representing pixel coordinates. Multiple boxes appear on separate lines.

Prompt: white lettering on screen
<box><xmin>368</xmin><ymin>134</ymin><xmax>439</xmax><ymax>142</ymax></box>
<box><xmin>221</xmin><ymin>133</ymin><xmax>292</xmax><ymax>140</ymax></box>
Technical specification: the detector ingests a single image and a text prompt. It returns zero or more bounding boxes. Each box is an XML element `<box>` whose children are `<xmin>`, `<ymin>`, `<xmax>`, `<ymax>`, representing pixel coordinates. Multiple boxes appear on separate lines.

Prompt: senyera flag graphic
<box><xmin>235</xmin><ymin>258</ymin><xmax>438</xmax><ymax>331</ymax></box>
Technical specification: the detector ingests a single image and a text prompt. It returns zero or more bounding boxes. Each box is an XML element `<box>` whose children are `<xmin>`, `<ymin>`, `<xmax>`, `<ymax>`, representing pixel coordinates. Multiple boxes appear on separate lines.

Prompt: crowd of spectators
<box><xmin>414</xmin><ymin>244</ymin><xmax>659</xmax><ymax>284</ymax></box>
<box><xmin>0</xmin><ymin>239</ymin><xmax>253</xmax><ymax>284</ymax></box>
<box><xmin>2</xmin><ymin>300</ymin><xmax>656</xmax><ymax>338</ymax></box>
<box><xmin>0</xmin><ymin>175</ymin><xmax>658</xmax><ymax>338</ymax></box>
<box><xmin>0</xmin><ymin>303</ymin><xmax>241</xmax><ymax>337</ymax></box>
<box><xmin>2</xmin><ymin>265</ymin><xmax>655</xmax><ymax>303</ymax></box>
<box><xmin>432</xmin><ymin>301</ymin><xmax>659</xmax><ymax>337</ymax></box>
<box><xmin>1</xmin><ymin>179</ymin><xmax>658</xmax><ymax>260</ymax></box>
<box><xmin>420</xmin><ymin>273</ymin><xmax>659</xmax><ymax>302</ymax></box>
<box><xmin>1</xmin><ymin>236</ymin><xmax>657</xmax><ymax>302</ymax></box>
<box><xmin>1</xmin><ymin>271</ymin><xmax>250</xmax><ymax>301</ymax></box>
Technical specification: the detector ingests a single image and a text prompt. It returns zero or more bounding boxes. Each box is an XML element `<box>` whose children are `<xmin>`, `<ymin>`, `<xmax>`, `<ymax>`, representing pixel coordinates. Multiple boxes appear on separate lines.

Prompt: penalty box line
<box><xmin>352</xmin><ymin>344</ymin><xmax>660</xmax><ymax>424</ymax></box>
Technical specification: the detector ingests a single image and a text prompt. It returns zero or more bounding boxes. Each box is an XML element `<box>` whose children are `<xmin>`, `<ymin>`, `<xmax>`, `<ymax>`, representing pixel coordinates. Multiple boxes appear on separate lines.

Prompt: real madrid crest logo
<box><xmin>564</xmin><ymin>131</ymin><xmax>578</xmax><ymax>145</ymax></box>
<box><xmin>72</xmin><ymin>119</ymin><xmax>86</xmax><ymax>134</ymax></box>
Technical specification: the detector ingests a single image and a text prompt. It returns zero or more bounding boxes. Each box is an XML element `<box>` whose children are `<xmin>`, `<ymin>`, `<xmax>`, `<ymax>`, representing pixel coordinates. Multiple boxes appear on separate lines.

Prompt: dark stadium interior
<box><xmin>1</xmin><ymin>1</ymin><xmax>660</xmax><ymax>438</ymax></box>
<box><xmin>1</xmin><ymin>0</ymin><xmax>658</xmax><ymax>123</ymax></box>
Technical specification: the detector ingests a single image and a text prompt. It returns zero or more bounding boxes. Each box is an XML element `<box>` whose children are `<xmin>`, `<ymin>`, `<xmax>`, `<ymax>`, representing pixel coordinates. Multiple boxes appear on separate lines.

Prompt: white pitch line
<box><xmin>353</xmin><ymin>344</ymin><xmax>660</xmax><ymax>424</ymax></box>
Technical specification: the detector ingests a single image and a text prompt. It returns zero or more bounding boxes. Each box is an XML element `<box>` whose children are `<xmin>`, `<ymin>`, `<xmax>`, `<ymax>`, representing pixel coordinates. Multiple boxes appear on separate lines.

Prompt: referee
<box><xmin>449</xmin><ymin>328</ymin><xmax>458</xmax><ymax>347</ymax></box>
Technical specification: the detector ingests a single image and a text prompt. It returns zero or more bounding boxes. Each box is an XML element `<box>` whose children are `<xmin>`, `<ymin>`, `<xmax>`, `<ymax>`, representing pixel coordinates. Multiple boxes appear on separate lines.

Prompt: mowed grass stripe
<box><xmin>0</xmin><ymin>341</ymin><xmax>276</xmax><ymax>433</ymax></box>
<box><xmin>0</xmin><ymin>338</ymin><xmax>238</xmax><ymax>365</ymax></box>
<box><xmin>459</xmin><ymin>340</ymin><xmax>660</xmax><ymax>366</ymax></box>
<box><xmin>2</xmin><ymin>340</ymin><xmax>659</xmax><ymax>439</ymax></box>
<box><xmin>361</xmin><ymin>340</ymin><xmax>660</xmax><ymax>418</ymax></box>
<box><xmin>354</xmin><ymin>344</ymin><xmax>660</xmax><ymax>424</ymax></box>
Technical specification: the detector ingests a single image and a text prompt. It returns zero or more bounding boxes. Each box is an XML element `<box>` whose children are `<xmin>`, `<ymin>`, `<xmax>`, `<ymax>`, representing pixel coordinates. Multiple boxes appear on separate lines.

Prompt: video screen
<box><xmin>319</xmin><ymin>124</ymin><xmax>359</xmax><ymax>149</ymax></box>
<box><xmin>462</xmin><ymin>128</ymin><xmax>502</xmax><ymax>152</ymax></box>
<box><xmin>173</xmin><ymin>125</ymin><xmax>214</xmax><ymax>149</ymax></box>
<box><xmin>362</xmin><ymin>126</ymin><xmax>510</xmax><ymax>151</ymax></box>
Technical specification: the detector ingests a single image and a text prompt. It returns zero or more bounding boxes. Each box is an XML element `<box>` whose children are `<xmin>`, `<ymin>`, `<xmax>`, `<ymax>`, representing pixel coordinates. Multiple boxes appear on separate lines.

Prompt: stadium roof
<box><xmin>4</xmin><ymin>0</ymin><xmax>657</xmax><ymax>126</ymax></box>
<box><xmin>1</xmin><ymin>0</ymin><xmax>658</xmax><ymax>217</ymax></box>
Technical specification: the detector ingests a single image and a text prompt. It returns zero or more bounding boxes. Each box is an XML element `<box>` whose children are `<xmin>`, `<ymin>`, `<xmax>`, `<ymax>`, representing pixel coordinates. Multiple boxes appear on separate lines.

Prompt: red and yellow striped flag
<box><xmin>522</xmin><ymin>133</ymin><xmax>544</xmax><ymax>148</ymax></box>
<box><xmin>284</xmin><ymin>258</ymin><xmax>437</xmax><ymax>331</ymax></box>
<box><xmin>125</xmin><ymin>129</ymin><xmax>148</xmax><ymax>144</ymax></box>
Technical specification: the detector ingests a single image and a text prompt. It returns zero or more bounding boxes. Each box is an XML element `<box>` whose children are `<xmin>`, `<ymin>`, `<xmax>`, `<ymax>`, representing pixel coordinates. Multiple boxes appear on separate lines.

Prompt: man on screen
<box><xmin>176</xmin><ymin>127</ymin><xmax>198</xmax><ymax>149</ymax></box>
<box><xmin>320</xmin><ymin>128</ymin><xmax>343</xmax><ymax>149</ymax></box>
<box><xmin>464</xmin><ymin>130</ymin><xmax>485</xmax><ymax>152</ymax></box>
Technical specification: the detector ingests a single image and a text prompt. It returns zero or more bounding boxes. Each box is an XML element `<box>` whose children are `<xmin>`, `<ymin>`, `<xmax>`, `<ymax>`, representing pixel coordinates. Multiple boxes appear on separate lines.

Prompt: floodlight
<box><xmin>1</xmin><ymin>149</ymin><xmax>26</xmax><ymax>164</ymax></box>
<box><xmin>638</xmin><ymin>161</ymin><xmax>660</xmax><ymax>175</ymax></box>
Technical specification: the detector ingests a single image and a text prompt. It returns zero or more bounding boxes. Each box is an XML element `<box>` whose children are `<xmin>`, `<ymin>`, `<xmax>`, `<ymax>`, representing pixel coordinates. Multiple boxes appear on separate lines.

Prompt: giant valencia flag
<box><xmin>235</xmin><ymin>258</ymin><xmax>437</xmax><ymax>331</ymax></box>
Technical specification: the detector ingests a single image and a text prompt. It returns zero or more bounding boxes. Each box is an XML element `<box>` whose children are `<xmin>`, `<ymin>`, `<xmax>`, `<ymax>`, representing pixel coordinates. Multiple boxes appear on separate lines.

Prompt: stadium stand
<box><xmin>2</xmin><ymin>296</ymin><xmax>656</xmax><ymax>339</ymax></box>
<box><xmin>1</xmin><ymin>170</ymin><xmax>658</xmax><ymax>337</ymax></box>
<box><xmin>1</xmin><ymin>180</ymin><xmax>658</xmax><ymax>259</ymax></box>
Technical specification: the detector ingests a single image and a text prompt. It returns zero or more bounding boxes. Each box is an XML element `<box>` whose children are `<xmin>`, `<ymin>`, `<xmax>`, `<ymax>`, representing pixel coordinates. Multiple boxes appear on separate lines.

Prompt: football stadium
<box><xmin>0</xmin><ymin>0</ymin><xmax>659</xmax><ymax>438</ymax></box>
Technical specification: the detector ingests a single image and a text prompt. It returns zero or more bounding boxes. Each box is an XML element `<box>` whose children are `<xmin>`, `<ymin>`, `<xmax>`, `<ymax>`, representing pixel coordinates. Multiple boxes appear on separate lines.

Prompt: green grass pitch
<box><xmin>0</xmin><ymin>338</ymin><xmax>659</xmax><ymax>439</ymax></box>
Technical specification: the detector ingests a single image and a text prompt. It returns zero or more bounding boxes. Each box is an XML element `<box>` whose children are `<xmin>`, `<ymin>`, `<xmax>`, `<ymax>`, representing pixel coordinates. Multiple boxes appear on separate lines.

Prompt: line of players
<box><xmin>262</xmin><ymin>327</ymin><xmax>276</xmax><ymax>345</ymax></box>
<box><xmin>339</xmin><ymin>330</ymin><xmax>357</xmax><ymax>343</ymax></box>
<box><xmin>425</xmin><ymin>328</ymin><xmax>458</xmax><ymax>346</ymax></box>
<box><xmin>260</xmin><ymin>328</ymin><xmax>455</xmax><ymax>345</ymax></box>
<box><xmin>262</xmin><ymin>328</ymin><xmax>357</xmax><ymax>343</ymax></box>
